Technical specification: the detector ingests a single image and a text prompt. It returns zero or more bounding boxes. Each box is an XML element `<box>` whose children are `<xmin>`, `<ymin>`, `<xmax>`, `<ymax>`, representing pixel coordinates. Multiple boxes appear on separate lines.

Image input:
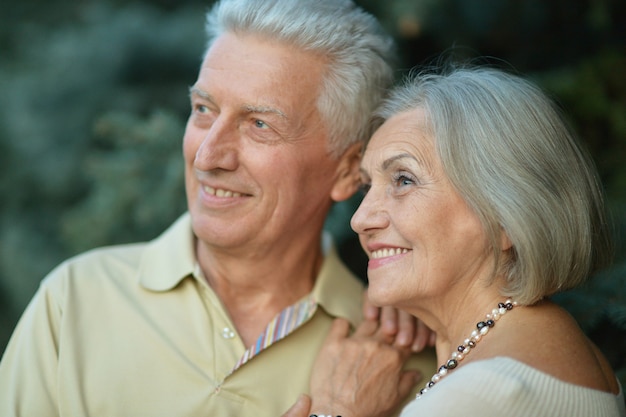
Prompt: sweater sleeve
<box><xmin>400</xmin><ymin>361</ymin><xmax>527</xmax><ymax>417</ymax></box>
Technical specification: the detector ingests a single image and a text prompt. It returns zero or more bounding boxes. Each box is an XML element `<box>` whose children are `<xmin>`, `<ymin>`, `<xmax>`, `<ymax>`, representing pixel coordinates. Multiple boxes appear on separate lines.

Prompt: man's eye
<box><xmin>254</xmin><ymin>119</ymin><xmax>269</xmax><ymax>129</ymax></box>
<box><xmin>196</xmin><ymin>104</ymin><xmax>209</xmax><ymax>113</ymax></box>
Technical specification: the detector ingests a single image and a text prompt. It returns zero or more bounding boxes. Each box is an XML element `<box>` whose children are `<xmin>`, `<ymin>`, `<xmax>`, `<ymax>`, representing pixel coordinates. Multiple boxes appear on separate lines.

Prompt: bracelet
<box><xmin>309</xmin><ymin>415</ymin><xmax>342</xmax><ymax>417</ymax></box>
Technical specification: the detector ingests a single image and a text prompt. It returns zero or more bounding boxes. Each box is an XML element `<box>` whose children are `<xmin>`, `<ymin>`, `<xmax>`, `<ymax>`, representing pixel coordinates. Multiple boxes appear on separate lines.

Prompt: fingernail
<box><xmin>411</xmin><ymin>341</ymin><xmax>422</xmax><ymax>352</ymax></box>
<box><xmin>365</xmin><ymin>306</ymin><xmax>378</xmax><ymax>320</ymax></box>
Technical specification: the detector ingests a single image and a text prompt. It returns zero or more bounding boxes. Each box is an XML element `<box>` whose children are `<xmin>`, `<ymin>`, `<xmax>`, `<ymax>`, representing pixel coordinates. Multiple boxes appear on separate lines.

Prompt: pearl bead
<box><xmin>417</xmin><ymin>300</ymin><xmax>516</xmax><ymax>399</ymax></box>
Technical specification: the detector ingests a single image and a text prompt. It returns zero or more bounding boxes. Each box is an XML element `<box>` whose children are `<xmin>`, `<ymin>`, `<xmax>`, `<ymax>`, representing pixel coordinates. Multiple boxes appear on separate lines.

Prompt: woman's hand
<box><xmin>281</xmin><ymin>394</ymin><xmax>312</xmax><ymax>417</ymax></box>
<box><xmin>362</xmin><ymin>290</ymin><xmax>436</xmax><ymax>351</ymax></box>
<box><xmin>306</xmin><ymin>318</ymin><xmax>420</xmax><ymax>417</ymax></box>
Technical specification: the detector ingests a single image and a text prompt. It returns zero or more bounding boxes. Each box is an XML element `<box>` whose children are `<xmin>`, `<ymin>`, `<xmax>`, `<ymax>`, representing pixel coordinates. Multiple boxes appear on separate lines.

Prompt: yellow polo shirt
<box><xmin>0</xmin><ymin>213</ymin><xmax>436</xmax><ymax>416</ymax></box>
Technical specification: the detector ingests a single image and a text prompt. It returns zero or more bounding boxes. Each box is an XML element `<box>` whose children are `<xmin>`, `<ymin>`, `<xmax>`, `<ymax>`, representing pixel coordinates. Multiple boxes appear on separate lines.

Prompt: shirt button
<box><xmin>222</xmin><ymin>327</ymin><xmax>235</xmax><ymax>339</ymax></box>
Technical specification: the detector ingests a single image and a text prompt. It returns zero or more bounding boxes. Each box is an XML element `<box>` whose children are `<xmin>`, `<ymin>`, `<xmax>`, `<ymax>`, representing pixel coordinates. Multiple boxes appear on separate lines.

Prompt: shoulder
<box><xmin>401</xmin><ymin>358</ymin><xmax>623</xmax><ymax>417</ymax></box>
<box><xmin>492</xmin><ymin>301</ymin><xmax>619</xmax><ymax>394</ymax></box>
<box><xmin>40</xmin><ymin>242</ymin><xmax>148</xmax><ymax>297</ymax></box>
<box><xmin>41</xmin><ymin>213</ymin><xmax>194</xmax><ymax>295</ymax></box>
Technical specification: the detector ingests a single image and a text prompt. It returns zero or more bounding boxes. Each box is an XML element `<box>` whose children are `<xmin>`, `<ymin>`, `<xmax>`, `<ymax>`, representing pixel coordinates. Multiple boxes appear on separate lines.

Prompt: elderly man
<box><xmin>0</xmin><ymin>1</ymin><xmax>436</xmax><ymax>416</ymax></box>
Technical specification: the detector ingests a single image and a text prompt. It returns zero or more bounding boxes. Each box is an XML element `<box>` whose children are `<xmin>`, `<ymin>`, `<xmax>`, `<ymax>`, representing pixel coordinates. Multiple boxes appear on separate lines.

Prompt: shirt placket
<box><xmin>228</xmin><ymin>295</ymin><xmax>318</xmax><ymax>375</ymax></box>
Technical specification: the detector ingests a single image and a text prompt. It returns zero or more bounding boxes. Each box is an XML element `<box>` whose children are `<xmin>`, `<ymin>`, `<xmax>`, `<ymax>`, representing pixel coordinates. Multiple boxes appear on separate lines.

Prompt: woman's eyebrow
<box><xmin>382</xmin><ymin>153</ymin><xmax>419</xmax><ymax>170</ymax></box>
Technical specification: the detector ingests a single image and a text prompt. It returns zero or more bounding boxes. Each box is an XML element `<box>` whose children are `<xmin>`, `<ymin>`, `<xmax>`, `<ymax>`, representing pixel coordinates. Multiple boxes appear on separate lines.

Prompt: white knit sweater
<box><xmin>400</xmin><ymin>357</ymin><xmax>625</xmax><ymax>417</ymax></box>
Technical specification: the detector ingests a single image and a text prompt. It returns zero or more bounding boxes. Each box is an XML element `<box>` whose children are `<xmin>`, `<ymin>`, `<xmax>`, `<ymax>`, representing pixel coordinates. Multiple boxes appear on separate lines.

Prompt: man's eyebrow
<box><xmin>188</xmin><ymin>86</ymin><xmax>288</xmax><ymax>120</ymax></box>
<box><xmin>189</xmin><ymin>86</ymin><xmax>211</xmax><ymax>100</ymax></box>
<box><xmin>241</xmin><ymin>104</ymin><xmax>288</xmax><ymax>120</ymax></box>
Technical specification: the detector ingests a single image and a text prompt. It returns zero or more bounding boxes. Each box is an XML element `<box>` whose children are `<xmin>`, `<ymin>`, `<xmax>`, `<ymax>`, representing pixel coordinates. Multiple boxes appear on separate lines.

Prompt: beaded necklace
<box><xmin>416</xmin><ymin>299</ymin><xmax>517</xmax><ymax>398</ymax></box>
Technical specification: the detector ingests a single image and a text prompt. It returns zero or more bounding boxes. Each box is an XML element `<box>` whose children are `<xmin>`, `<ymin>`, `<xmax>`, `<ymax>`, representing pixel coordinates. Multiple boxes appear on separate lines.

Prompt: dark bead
<box><xmin>428</xmin><ymin>381</ymin><xmax>435</xmax><ymax>388</ymax></box>
<box><xmin>506</xmin><ymin>302</ymin><xmax>513</xmax><ymax>310</ymax></box>
<box><xmin>486</xmin><ymin>319</ymin><xmax>495</xmax><ymax>327</ymax></box>
<box><xmin>457</xmin><ymin>345</ymin><xmax>465</xmax><ymax>352</ymax></box>
<box><xmin>477</xmin><ymin>321</ymin><xmax>487</xmax><ymax>329</ymax></box>
<box><xmin>446</xmin><ymin>359</ymin><xmax>458</xmax><ymax>369</ymax></box>
<box><xmin>468</xmin><ymin>340</ymin><xmax>476</xmax><ymax>348</ymax></box>
<box><xmin>498</xmin><ymin>303</ymin><xmax>505</xmax><ymax>309</ymax></box>
<box><xmin>420</xmin><ymin>388</ymin><xmax>426</xmax><ymax>395</ymax></box>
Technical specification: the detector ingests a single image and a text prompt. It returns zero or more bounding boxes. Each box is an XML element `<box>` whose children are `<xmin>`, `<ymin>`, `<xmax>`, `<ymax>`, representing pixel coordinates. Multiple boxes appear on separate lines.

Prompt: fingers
<box><xmin>379</xmin><ymin>305</ymin><xmax>399</xmax><ymax>336</ymax></box>
<box><xmin>352</xmin><ymin>318</ymin><xmax>379</xmax><ymax>338</ymax></box>
<box><xmin>397</xmin><ymin>370</ymin><xmax>422</xmax><ymax>400</ymax></box>
<box><xmin>281</xmin><ymin>394</ymin><xmax>311</xmax><ymax>417</ymax></box>
<box><xmin>410</xmin><ymin>318</ymin><xmax>429</xmax><ymax>352</ymax></box>
<box><xmin>362</xmin><ymin>289</ymin><xmax>380</xmax><ymax>321</ymax></box>
<box><xmin>394</xmin><ymin>310</ymin><xmax>416</xmax><ymax>349</ymax></box>
<box><xmin>364</xmin><ymin>302</ymin><xmax>418</xmax><ymax>349</ymax></box>
<box><xmin>361</xmin><ymin>288</ymin><xmax>435</xmax><ymax>351</ymax></box>
<box><xmin>325</xmin><ymin>318</ymin><xmax>352</xmax><ymax>343</ymax></box>
<box><xmin>310</xmin><ymin>317</ymin><xmax>418</xmax><ymax>417</ymax></box>
<box><xmin>428</xmin><ymin>329</ymin><xmax>437</xmax><ymax>347</ymax></box>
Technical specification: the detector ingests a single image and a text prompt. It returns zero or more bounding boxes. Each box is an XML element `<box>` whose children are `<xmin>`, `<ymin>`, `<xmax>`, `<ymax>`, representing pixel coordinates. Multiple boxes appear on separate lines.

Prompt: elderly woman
<box><xmin>283</xmin><ymin>65</ymin><xmax>626</xmax><ymax>417</ymax></box>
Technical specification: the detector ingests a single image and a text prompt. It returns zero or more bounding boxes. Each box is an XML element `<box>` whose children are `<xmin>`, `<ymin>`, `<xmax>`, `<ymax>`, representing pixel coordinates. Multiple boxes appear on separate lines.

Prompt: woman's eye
<box><xmin>393</xmin><ymin>172</ymin><xmax>417</xmax><ymax>187</ymax></box>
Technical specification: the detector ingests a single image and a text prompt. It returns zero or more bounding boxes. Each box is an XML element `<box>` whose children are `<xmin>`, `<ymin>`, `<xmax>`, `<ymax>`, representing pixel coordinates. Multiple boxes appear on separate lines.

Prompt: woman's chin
<box><xmin>366</xmin><ymin>288</ymin><xmax>399</xmax><ymax>309</ymax></box>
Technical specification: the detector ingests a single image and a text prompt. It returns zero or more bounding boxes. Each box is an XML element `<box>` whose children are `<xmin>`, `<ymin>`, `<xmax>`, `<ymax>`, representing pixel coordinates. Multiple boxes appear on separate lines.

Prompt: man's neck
<box><xmin>196</xmin><ymin>239</ymin><xmax>323</xmax><ymax>346</ymax></box>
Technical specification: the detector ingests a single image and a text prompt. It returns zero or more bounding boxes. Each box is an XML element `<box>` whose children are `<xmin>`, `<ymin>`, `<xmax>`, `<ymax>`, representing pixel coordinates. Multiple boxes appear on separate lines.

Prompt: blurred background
<box><xmin>1</xmin><ymin>0</ymin><xmax>625</xmax><ymax>386</ymax></box>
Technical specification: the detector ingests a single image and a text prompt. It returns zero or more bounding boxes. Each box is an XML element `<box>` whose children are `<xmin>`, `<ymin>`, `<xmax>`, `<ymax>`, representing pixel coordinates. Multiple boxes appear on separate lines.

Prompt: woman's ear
<box><xmin>330</xmin><ymin>142</ymin><xmax>362</xmax><ymax>202</ymax></box>
<box><xmin>500</xmin><ymin>227</ymin><xmax>513</xmax><ymax>251</ymax></box>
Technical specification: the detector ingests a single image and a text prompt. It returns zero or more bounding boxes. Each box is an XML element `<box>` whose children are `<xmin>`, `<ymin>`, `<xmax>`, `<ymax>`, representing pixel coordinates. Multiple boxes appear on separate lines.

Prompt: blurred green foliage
<box><xmin>1</xmin><ymin>0</ymin><xmax>625</xmax><ymax>389</ymax></box>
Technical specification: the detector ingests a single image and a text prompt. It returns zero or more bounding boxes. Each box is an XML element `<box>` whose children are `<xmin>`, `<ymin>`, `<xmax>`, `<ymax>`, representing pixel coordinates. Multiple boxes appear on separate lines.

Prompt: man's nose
<box><xmin>194</xmin><ymin>117</ymin><xmax>240</xmax><ymax>172</ymax></box>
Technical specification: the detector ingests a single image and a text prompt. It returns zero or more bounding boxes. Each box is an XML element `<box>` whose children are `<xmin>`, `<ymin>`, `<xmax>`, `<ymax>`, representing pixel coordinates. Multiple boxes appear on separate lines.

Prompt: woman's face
<box><xmin>351</xmin><ymin>108</ymin><xmax>494</xmax><ymax>312</ymax></box>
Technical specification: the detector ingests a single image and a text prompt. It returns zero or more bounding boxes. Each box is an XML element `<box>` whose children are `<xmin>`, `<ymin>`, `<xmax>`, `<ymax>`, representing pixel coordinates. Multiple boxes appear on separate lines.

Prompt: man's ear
<box><xmin>330</xmin><ymin>142</ymin><xmax>362</xmax><ymax>202</ymax></box>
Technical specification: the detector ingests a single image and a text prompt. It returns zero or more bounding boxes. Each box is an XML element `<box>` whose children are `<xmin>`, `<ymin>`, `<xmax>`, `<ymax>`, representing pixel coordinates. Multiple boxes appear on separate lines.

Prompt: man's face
<box><xmin>183</xmin><ymin>33</ymin><xmax>347</xmax><ymax>255</ymax></box>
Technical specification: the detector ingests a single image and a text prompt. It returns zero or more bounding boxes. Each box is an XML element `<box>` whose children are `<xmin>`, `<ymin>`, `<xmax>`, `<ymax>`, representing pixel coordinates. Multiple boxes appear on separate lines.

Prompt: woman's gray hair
<box><xmin>376</xmin><ymin>65</ymin><xmax>612</xmax><ymax>305</ymax></box>
<box><xmin>204</xmin><ymin>0</ymin><xmax>396</xmax><ymax>158</ymax></box>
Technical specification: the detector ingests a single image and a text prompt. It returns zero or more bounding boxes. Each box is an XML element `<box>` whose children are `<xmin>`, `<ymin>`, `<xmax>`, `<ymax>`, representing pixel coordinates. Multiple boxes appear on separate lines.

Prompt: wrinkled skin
<box><xmin>282</xmin><ymin>319</ymin><xmax>420</xmax><ymax>417</ymax></box>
